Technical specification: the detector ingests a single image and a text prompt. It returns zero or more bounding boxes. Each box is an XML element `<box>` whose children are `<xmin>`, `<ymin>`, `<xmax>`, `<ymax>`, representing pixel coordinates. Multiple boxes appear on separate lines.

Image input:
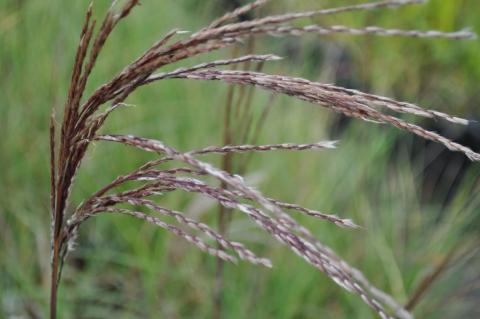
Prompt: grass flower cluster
<box><xmin>49</xmin><ymin>1</ymin><xmax>478</xmax><ymax>318</ymax></box>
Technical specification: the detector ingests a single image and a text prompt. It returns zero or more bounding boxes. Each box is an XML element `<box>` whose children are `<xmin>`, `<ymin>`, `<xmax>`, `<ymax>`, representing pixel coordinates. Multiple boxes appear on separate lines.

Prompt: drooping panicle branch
<box><xmin>86</xmin><ymin>134</ymin><xmax>407</xmax><ymax>317</ymax></box>
<box><xmin>253</xmin><ymin>25</ymin><xmax>476</xmax><ymax>39</ymax></box>
<box><xmin>105</xmin><ymin>208</ymin><xmax>238</xmax><ymax>263</ymax></box>
<box><xmin>146</xmin><ymin>54</ymin><xmax>282</xmax><ymax>84</ymax></box>
<box><xmin>158</xmin><ymin>70</ymin><xmax>480</xmax><ymax>161</ymax></box>
<box><xmin>206</xmin><ymin>0</ymin><xmax>269</xmax><ymax>30</ymax></box>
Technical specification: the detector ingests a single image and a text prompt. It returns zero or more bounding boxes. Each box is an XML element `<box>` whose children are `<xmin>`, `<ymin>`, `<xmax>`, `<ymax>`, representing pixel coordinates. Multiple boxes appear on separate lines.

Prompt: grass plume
<box><xmin>49</xmin><ymin>1</ymin><xmax>478</xmax><ymax>318</ymax></box>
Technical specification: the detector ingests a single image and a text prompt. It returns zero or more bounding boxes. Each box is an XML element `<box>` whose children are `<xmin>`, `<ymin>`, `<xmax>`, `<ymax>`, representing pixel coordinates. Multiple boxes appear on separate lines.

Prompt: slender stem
<box><xmin>49</xmin><ymin>112</ymin><xmax>59</xmax><ymax>319</ymax></box>
<box><xmin>214</xmin><ymin>38</ymin><xmax>256</xmax><ymax>318</ymax></box>
<box><xmin>50</xmin><ymin>240</ymin><xmax>60</xmax><ymax>319</ymax></box>
<box><xmin>213</xmin><ymin>72</ymin><xmax>236</xmax><ymax>319</ymax></box>
<box><xmin>405</xmin><ymin>248</ymin><xmax>456</xmax><ymax>311</ymax></box>
<box><xmin>214</xmin><ymin>207</ymin><xmax>230</xmax><ymax>319</ymax></box>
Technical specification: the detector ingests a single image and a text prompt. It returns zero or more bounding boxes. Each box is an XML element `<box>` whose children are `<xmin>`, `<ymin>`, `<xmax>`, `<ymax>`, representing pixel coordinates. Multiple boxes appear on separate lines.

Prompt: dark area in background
<box><xmin>303</xmin><ymin>38</ymin><xmax>480</xmax><ymax>215</ymax></box>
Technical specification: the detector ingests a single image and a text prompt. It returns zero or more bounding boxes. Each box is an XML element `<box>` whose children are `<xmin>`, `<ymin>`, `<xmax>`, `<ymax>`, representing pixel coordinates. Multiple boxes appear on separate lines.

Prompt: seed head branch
<box><xmin>162</xmin><ymin>70</ymin><xmax>479</xmax><ymax>161</ymax></box>
<box><xmin>104</xmin><ymin>208</ymin><xmax>238</xmax><ymax>263</ymax></box>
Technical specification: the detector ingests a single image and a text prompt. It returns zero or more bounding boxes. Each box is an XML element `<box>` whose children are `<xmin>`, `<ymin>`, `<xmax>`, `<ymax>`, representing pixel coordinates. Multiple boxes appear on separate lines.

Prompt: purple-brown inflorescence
<box><xmin>49</xmin><ymin>1</ymin><xmax>478</xmax><ymax>319</ymax></box>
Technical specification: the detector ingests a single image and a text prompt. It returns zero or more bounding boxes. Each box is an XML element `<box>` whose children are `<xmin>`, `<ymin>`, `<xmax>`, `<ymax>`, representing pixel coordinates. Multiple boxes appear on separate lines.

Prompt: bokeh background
<box><xmin>1</xmin><ymin>0</ymin><xmax>479</xmax><ymax>318</ymax></box>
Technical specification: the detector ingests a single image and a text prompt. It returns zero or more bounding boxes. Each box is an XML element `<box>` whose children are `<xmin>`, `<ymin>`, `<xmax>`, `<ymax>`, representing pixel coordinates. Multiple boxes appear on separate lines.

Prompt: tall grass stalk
<box><xmin>49</xmin><ymin>1</ymin><xmax>478</xmax><ymax>318</ymax></box>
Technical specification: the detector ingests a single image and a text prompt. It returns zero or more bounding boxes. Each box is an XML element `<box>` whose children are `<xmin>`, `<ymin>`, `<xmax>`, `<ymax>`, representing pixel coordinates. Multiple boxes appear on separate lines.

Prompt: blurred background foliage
<box><xmin>1</xmin><ymin>0</ymin><xmax>479</xmax><ymax>318</ymax></box>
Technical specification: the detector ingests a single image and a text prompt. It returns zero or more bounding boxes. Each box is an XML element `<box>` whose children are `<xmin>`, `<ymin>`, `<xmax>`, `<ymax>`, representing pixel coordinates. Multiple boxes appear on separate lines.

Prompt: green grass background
<box><xmin>1</xmin><ymin>0</ymin><xmax>479</xmax><ymax>318</ymax></box>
